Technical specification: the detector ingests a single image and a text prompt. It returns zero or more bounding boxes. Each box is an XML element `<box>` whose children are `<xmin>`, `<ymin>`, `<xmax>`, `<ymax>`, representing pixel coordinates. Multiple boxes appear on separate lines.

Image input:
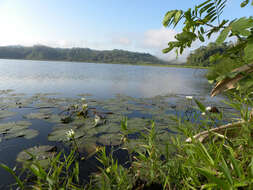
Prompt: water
<box><xmin>0</xmin><ymin>59</ymin><xmax>219</xmax><ymax>188</ymax></box>
<box><xmin>0</xmin><ymin>59</ymin><xmax>211</xmax><ymax>98</ymax></box>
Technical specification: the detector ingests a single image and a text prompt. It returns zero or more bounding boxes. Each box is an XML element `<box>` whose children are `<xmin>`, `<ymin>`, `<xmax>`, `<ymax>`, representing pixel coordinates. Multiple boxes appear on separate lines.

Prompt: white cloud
<box><xmin>112</xmin><ymin>37</ymin><xmax>132</xmax><ymax>46</ymax></box>
<box><xmin>140</xmin><ymin>28</ymin><xmax>188</xmax><ymax>63</ymax></box>
<box><xmin>143</xmin><ymin>28</ymin><xmax>177</xmax><ymax>48</ymax></box>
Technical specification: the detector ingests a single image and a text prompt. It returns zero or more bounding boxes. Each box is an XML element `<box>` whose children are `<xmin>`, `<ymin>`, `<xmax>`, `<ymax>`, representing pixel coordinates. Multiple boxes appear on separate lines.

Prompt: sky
<box><xmin>0</xmin><ymin>0</ymin><xmax>252</xmax><ymax>62</ymax></box>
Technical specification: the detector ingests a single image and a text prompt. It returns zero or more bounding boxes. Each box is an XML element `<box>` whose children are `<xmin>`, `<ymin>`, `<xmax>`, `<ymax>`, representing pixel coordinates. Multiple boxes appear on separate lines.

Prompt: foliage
<box><xmin>91</xmin><ymin>91</ymin><xmax>253</xmax><ymax>190</ymax></box>
<box><xmin>0</xmin><ymin>45</ymin><xmax>167</xmax><ymax>65</ymax></box>
<box><xmin>163</xmin><ymin>0</ymin><xmax>253</xmax><ymax>90</ymax></box>
<box><xmin>186</xmin><ymin>42</ymin><xmax>230</xmax><ymax>67</ymax></box>
<box><xmin>1</xmin><ymin>149</ymin><xmax>82</xmax><ymax>190</ymax></box>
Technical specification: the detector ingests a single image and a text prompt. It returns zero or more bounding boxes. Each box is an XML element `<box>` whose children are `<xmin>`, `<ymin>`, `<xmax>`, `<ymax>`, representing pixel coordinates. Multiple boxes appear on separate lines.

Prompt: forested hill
<box><xmin>0</xmin><ymin>45</ymin><xmax>167</xmax><ymax>65</ymax></box>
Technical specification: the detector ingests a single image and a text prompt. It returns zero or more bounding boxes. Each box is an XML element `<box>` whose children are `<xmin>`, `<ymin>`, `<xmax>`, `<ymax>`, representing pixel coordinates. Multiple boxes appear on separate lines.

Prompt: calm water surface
<box><xmin>0</xmin><ymin>59</ymin><xmax>218</xmax><ymax>188</ymax></box>
<box><xmin>0</xmin><ymin>59</ymin><xmax>211</xmax><ymax>98</ymax></box>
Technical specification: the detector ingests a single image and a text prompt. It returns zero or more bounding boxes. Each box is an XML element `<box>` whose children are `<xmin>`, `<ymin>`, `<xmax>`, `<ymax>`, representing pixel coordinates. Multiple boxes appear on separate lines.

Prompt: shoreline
<box><xmin>0</xmin><ymin>58</ymin><xmax>208</xmax><ymax>69</ymax></box>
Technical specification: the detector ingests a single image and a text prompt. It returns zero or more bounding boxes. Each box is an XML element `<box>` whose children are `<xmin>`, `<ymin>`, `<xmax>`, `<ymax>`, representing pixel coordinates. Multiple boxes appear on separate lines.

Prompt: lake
<box><xmin>0</xmin><ymin>59</ymin><xmax>212</xmax><ymax>98</ymax></box>
<box><xmin>0</xmin><ymin>59</ymin><xmax>221</xmax><ymax>188</ymax></box>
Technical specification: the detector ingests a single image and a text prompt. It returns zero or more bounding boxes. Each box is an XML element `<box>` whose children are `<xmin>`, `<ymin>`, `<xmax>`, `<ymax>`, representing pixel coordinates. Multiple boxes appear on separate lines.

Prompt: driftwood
<box><xmin>186</xmin><ymin>63</ymin><xmax>253</xmax><ymax>143</ymax></box>
<box><xmin>185</xmin><ymin>121</ymin><xmax>245</xmax><ymax>143</ymax></box>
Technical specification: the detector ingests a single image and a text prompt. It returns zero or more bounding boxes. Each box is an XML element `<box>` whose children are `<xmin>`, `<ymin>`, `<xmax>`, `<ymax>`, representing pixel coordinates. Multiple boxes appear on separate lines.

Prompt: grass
<box><xmin>1</xmin><ymin>91</ymin><xmax>252</xmax><ymax>189</ymax></box>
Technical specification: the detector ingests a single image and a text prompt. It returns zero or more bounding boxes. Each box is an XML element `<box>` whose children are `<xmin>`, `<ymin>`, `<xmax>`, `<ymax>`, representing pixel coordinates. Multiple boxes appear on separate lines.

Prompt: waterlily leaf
<box><xmin>48</xmin><ymin>124</ymin><xmax>79</xmax><ymax>142</ymax></box>
<box><xmin>127</xmin><ymin>118</ymin><xmax>151</xmax><ymax>131</ymax></box>
<box><xmin>38</xmin><ymin>108</ymin><xmax>52</xmax><ymax>113</ymax></box>
<box><xmin>102</xmin><ymin>104</ymin><xmax>131</xmax><ymax>114</ymax></box>
<box><xmin>0</xmin><ymin>121</ymin><xmax>38</xmax><ymax>140</ymax></box>
<box><xmin>77</xmin><ymin>93</ymin><xmax>93</xmax><ymax>97</ymax></box>
<box><xmin>46</xmin><ymin>114</ymin><xmax>62</xmax><ymax>123</ymax></box>
<box><xmin>16</xmin><ymin>145</ymin><xmax>57</xmax><ymax>167</ymax></box>
<box><xmin>96</xmin><ymin>133</ymin><xmax>122</xmax><ymax>146</ymax></box>
<box><xmin>122</xmin><ymin>139</ymin><xmax>146</xmax><ymax>153</ymax></box>
<box><xmin>0</xmin><ymin>121</ymin><xmax>32</xmax><ymax>134</ymax></box>
<box><xmin>5</xmin><ymin>129</ymin><xmax>38</xmax><ymax>140</ymax></box>
<box><xmin>106</xmin><ymin>114</ymin><xmax>122</xmax><ymax>123</ymax></box>
<box><xmin>0</xmin><ymin>110</ymin><xmax>15</xmax><ymax>119</ymax></box>
<box><xmin>76</xmin><ymin>137</ymin><xmax>98</xmax><ymax>154</ymax></box>
<box><xmin>25</xmin><ymin>112</ymin><xmax>51</xmax><ymax>120</ymax></box>
<box><xmin>0</xmin><ymin>89</ymin><xmax>14</xmax><ymax>95</ymax></box>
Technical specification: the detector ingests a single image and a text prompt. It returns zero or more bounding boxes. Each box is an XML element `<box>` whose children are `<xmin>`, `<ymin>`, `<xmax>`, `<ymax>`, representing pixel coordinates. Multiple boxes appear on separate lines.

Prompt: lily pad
<box><xmin>76</xmin><ymin>137</ymin><xmax>98</xmax><ymax>154</ymax></box>
<box><xmin>96</xmin><ymin>133</ymin><xmax>122</xmax><ymax>146</ymax></box>
<box><xmin>0</xmin><ymin>110</ymin><xmax>15</xmax><ymax>119</ymax></box>
<box><xmin>16</xmin><ymin>145</ymin><xmax>57</xmax><ymax>167</ymax></box>
<box><xmin>25</xmin><ymin>112</ymin><xmax>52</xmax><ymax>120</ymax></box>
<box><xmin>0</xmin><ymin>89</ymin><xmax>14</xmax><ymax>95</ymax></box>
<box><xmin>4</xmin><ymin>129</ymin><xmax>39</xmax><ymax>140</ymax></box>
<box><xmin>48</xmin><ymin>124</ymin><xmax>79</xmax><ymax>142</ymax></box>
<box><xmin>0</xmin><ymin>121</ymin><xmax>38</xmax><ymax>141</ymax></box>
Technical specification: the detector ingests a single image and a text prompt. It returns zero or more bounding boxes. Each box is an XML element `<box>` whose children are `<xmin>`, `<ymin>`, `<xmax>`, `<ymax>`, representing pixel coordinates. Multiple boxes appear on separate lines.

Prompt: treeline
<box><xmin>186</xmin><ymin>42</ymin><xmax>230</xmax><ymax>67</ymax></box>
<box><xmin>0</xmin><ymin>45</ymin><xmax>167</xmax><ymax>65</ymax></box>
<box><xmin>187</xmin><ymin>42</ymin><xmax>246</xmax><ymax>82</ymax></box>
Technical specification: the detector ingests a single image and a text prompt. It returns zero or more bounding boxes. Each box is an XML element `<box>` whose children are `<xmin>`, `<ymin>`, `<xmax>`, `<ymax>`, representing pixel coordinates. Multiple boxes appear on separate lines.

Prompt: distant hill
<box><xmin>0</xmin><ymin>45</ymin><xmax>168</xmax><ymax>65</ymax></box>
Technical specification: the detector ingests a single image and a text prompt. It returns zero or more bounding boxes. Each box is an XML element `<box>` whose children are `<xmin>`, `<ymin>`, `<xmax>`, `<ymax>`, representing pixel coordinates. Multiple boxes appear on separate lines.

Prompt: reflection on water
<box><xmin>0</xmin><ymin>59</ymin><xmax>218</xmax><ymax>188</ymax></box>
<box><xmin>0</xmin><ymin>59</ymin><xmax>210</xmax><ymax>98</ymax></box>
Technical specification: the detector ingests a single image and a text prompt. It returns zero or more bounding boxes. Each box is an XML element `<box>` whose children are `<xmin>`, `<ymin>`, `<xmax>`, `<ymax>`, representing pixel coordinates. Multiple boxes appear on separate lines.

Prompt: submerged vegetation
<box><xmin>1</xmin><ymin>0</ymin><xmax>253</xmax><ymax>189</ymax></box>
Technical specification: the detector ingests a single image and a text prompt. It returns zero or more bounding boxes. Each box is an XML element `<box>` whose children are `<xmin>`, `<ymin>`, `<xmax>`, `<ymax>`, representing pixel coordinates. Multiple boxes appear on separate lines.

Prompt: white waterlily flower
<box><xmin>81</xmin><ymin>98</ymin><xmax>86</xmax><ymax>102</ymax></box>
<box><xmin>186</xmin><ymin>96</ymin><xmax>193</xmax><ymax>100</ymax></box>
<box><xmin>205</xmin><ymin>106</ymin><xmax>212</xmax><ymax>111</ymax></box>
<box><xmin>94</xmin><ymin>114</ymin><xmax>101</xmax><ymax>126</ymax></box>
<box><xmin>66</xmin><ymin>129</ymin><xmax>75</xmax><ymax>140</ymax></box>
<box><xmin>201</xmin><ymin>112</ymin><xmax>206</xmax><ymax>116</ymax></box>
<box><xmin>82</xmin><ymin>104</ymin><xmax>88</xmax><ymax>110</ymax></box>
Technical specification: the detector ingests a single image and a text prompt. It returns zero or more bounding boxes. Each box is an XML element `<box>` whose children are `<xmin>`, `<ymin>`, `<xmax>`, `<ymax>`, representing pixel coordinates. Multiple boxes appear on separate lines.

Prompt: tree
<box><xmin>162</xmin><ymin>0</ymin><xmax>253</xmax><ymax>95</ymax></box>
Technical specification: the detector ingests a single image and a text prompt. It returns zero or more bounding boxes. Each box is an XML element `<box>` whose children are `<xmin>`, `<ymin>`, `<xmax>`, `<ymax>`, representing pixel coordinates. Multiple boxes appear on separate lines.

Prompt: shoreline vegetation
<box><xmin>0</xmin><ymin>45</ymin><xmax>170</xmax><ymax>66</ymax></box>
<box><xmin>0</xmin><ymin>57</ymin><xmax>208</xmax><ymax>69</ymax></box>
<box><xmin>0</xmin><ymin>45</ymin><xmax>207</xmax><ymax>69</ymax></box>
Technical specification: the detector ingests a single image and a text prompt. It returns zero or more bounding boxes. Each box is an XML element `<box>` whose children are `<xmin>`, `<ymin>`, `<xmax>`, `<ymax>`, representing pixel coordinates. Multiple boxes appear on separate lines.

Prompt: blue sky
<box><xmin>0</xmin><ymin>0</ymin><xmax>252</xmax><ymax>61</ymax></box>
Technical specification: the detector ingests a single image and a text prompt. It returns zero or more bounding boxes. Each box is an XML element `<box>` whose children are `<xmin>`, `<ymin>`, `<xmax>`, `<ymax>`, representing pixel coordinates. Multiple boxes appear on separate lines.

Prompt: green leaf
<box><xmin>194</xmin><ymin>99</ymin><xmax>206</xmax><ymax>112</ymax></box>
<box><xmin>198</xmin><ymin>142</ymin><xmax>214</xmax><ymax>166</ymax></box>
<box><xmin>198</xmin><ymin>31</ymin><xmax>205</xmax><ymax>42</ymax></box>
<box><xmin>216</xmin><ymin>27</ymin><xmax>230</xmax><ymax>44</ymax></box>
<box><xmin>163</xmin><ymin>10</ymin><xmax>177</xmax><ymax>27</ymax></box>
<box><xmin>244</xmin><ymin>38</ymin><xmax>253</xmax><ymax>62</ymax></box>
<box><xmin>201</xmin><ymin>183</ymin><xmax>217</xmax><ymax>189</ymax></box>
<box><xmin>196</xmin><ymin>167</ymin><xmax>230</xmax><ymax>190</ymax></box>
<box><xmin>163</xmin><ymin>46</ymin><xmax>174</xmax><ymax>53</ymax></box>
<box><xmin>175</xmin><ymin>31</ymin><xmax>197</xmax><ymax>42</ymax></box>
<box><xmin>241</xmin><ymin>0</ymin><xmax>249</xmax><ymax>7</ymax></box>
<box><xmin>197</xmin><ymin>0</ymin><xmax>212</xmax><ymax>9</ymax></box>
<box><xmin>200</xmin><ymin>3</ymin><xmax>214</xmax><ymax>15</ymax></box>
<box><xmin>234</xmin><ymin>181</ymin><xmax>249</xmax><ymax>188</ymax></box>
<box><xmin>249</xmin><ymin>157</ymin><xmax>253</xmax><ymax>177</ymax></box>
<box><xmin>0</xmin><ymin>163</ymin><xmax>24</xmax><ymax>189</ymax></box>
<box><xmin>220</xmin><ymin>156</ymin><xmax>233</xmax><ymax>185</ymax></box>
<box><xmin>231</xmin><ymin>17</ymin><xmax>253</xmax><ymax>36</ymax></box>
<box><xmin>173</xmin><ymin>10</ymin><xmax>183</xmax><ymax>26</ymax></box>
<box><xmin>200</xmin><ymin>26</ymin><xmax>205</xmax><ymax>34</ymax></box>
<box><xmin>227</xmin><ymin>148</ymin><xmax>242</xmax><ymax>178</ymax></box>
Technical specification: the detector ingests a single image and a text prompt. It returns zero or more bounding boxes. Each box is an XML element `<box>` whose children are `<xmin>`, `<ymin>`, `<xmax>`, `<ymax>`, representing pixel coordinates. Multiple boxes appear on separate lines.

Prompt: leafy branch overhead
<box><xmin>162</xmin><ymin>0</ymin><xmax>253</xmax><ymax>59</ymax></box>
<box><xmin>163</xmin><ymin>0</ymin><xmax>253</xmax><ymax>95</ymax></box>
